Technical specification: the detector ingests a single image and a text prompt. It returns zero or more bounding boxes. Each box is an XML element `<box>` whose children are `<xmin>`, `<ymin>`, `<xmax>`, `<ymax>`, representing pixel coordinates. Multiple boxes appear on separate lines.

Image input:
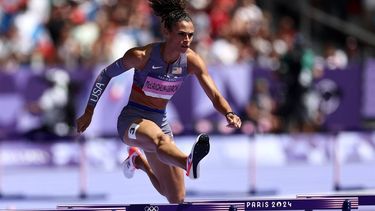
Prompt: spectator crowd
<box><xmin>0</xmin><ymin>0</ymin><xmax>371</xmax><ymax>136</ymax></box>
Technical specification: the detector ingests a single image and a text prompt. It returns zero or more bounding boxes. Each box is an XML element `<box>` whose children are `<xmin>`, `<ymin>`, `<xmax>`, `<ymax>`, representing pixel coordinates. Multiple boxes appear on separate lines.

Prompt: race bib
<box><xmin>142</xmin><ymin>76</ymin><xmax>183</xmax><ymax>100</ymax></box>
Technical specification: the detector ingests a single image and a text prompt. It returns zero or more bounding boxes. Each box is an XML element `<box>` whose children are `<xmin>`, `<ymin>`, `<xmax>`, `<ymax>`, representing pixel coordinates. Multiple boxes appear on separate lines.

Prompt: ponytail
<box><xmin>149</xmin><ymin>0</ymin><xmax>192</xmax><ymax>30</ymax></box>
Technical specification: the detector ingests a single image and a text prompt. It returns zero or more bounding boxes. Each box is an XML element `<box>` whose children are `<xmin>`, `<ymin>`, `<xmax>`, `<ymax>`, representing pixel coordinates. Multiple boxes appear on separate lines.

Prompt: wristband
<box><xmin>225</xmin><ymin>111</ymin><xmax>235</xmax><ymax>118</ymax></box>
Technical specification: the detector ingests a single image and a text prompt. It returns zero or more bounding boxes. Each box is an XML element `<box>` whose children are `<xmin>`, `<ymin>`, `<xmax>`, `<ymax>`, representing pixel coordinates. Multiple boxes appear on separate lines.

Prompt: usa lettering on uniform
<box><xmin>90</xmin><ymin>82</ymin><xmax>105</xmax><ymax>102</ymax></box>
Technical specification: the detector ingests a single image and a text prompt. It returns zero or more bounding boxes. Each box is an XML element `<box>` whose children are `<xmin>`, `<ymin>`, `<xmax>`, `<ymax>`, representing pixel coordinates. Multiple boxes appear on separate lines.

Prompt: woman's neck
<box><xmin>161</xmin><ymin>42</ymin><xmax>180</xmax><ymax>64</ymax></box>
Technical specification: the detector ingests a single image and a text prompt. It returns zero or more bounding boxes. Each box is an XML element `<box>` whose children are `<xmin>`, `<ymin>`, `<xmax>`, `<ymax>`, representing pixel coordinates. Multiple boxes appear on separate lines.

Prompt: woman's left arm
<box><xmin>188</xmin><ymin>51</ymin><xmax>242</xmax><ymax>128</ymax></box>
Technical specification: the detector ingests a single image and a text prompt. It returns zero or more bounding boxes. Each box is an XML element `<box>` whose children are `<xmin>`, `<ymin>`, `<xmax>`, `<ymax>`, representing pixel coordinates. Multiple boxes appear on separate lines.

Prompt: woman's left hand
<box><xmin>225</xmin><ymin>112</ymin><xmax>242</xmax><ymax>128</ymax></box>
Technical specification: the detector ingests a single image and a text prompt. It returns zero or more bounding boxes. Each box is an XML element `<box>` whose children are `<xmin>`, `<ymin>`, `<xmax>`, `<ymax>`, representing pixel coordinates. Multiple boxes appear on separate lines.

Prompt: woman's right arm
<box><xmin>76</xmin><ymin>46</ymin><xmax>149</xmax><ymax>133</ymax></box>
<box><xmin>76</xmin><ymin>57</ymin><xmax>129</xmax><ymax>133</ymax></box>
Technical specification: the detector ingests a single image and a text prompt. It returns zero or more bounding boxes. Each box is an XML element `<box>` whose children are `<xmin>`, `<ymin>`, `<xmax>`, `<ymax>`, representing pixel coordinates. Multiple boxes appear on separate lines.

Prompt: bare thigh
<box><xmin>122</xmin><ymin>118</ymin><xmax>164</xmax><ymax>152</ymax></box>
<box><xmin>144</xmin><ymin>151</ymin><xmax>185</xmax><ymax>202</ymax></box>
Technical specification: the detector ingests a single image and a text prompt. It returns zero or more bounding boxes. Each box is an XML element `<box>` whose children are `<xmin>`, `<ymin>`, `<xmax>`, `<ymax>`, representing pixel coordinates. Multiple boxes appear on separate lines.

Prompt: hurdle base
<box><xmin>248</xmin><ymin>188</ymin><xmax>278</xmax><ymax>196</ymax></box>
<box><xmin>79</xmin><ymin>192</ymin><xmax>87</xmax><ymax>199</ymax></box>
<box><xmin>334</xmin><ymin>185</ymin><xmax>365</xmax><ymax>191</ymax></box>
<box><xmin>0</xmin><ymin>193</ymin><xmax>107</xmax><ymax>201</ymax></box>
<box><xmin>186</xmin><ymin>189</ymin><xmax>277</xmax><ymax>198</ymax></box>
<box><xmin>186</xmin><ymin>190</ymin><xmax>252</xmax><ymax>198</ymax></box>
<box><xmin>0</xmin><ymin>193</ymin><xmax>25</xmax><ymax>200</ymax></box>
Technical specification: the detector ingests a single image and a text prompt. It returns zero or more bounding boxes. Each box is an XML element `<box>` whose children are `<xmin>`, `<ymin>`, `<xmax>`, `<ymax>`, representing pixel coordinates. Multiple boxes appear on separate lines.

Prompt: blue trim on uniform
<box><xmin>127</xmin><ymin>101</ymin><xmax>166</xmax><ymax>114</ymax></box>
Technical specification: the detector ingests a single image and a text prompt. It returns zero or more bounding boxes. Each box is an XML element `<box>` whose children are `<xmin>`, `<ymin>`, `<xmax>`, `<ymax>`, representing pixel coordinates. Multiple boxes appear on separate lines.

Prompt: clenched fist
<box><xmin>76</xmin><ymin>106</ymin><xmax>94</xmax><ymax>133</ymax></box>
<box><xmin>225</xmin><ymin>112</ymin><xmax>242</xmax><ymax>128</ymax></box>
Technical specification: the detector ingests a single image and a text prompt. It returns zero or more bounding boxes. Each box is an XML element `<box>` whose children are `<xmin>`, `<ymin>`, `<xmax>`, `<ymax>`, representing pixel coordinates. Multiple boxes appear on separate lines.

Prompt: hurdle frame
<box><xmin>57</xmin><ymin>197</ymin><xmax>359</xmax><ymax>211</ymax></box>
<box><xmin>0</xmin><ymin>135</ymin><xmax>106</xmax><ymax>200</ymax></box>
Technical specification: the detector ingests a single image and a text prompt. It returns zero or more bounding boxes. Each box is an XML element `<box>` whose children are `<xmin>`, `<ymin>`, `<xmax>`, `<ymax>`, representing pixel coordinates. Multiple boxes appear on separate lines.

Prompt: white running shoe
<box><xmin>122</xmin><ymin>147</ymin><xmax>142</xmax><ymax>179</ymax></box>
<box><xmin>186</xmin><ymin>133</ymin><xmax>210</xmax><ymax>179</ymax></box>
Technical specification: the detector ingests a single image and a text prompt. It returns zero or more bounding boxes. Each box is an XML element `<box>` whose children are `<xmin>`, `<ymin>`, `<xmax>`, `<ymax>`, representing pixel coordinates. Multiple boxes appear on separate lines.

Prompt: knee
<box><xmin>166</xmin><ymin>191</ymin><xmax>185</xmax><ymax>204</ymax></box>
<box><xmin>155</xmin><ymin>133</ymin><xmax>172</xmax><ymax>148</ymax></box>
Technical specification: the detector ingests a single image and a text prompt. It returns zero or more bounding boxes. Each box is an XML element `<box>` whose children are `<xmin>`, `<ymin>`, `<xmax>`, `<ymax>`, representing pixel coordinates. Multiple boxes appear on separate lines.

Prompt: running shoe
<box><xmin>186</xmin><ymin>133</ymin><xmax>210</xmax><ymax>179</ymax></box>
<box><xmin>122</xmin><ymin>147</ymin><xmax>142</xmax><ymax>179</ymax></box>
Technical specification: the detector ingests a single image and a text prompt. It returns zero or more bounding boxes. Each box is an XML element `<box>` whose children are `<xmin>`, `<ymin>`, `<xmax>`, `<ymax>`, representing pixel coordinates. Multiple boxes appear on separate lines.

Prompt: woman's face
<box><xmin>165</xmin><ymin>20</ymin><xmax>194</xmax><ymax>53</ymax></box>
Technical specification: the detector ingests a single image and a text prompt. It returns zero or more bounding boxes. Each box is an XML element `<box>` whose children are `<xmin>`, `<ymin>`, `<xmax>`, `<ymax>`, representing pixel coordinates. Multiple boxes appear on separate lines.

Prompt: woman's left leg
<box><xmin>143</xmin><ymin>150</ymin><xmax>185</xmax><ymax>203</ymax></box>
<box><xmin>132</xmin><ymin>151</ymin><xmax>164</xmax><ymax>196</ymax></box>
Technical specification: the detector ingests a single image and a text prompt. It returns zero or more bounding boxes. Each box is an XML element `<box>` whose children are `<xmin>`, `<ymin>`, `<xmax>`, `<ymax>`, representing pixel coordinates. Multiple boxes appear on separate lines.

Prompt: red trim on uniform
<box><xmin>132</xmin><ymin>84</ymin><xmax>144</xmax><ymax>94</ymax></box>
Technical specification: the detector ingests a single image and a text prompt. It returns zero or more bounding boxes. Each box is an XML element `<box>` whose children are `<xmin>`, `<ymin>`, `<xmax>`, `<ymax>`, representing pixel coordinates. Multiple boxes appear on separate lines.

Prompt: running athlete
<box><xmin>76</xmin><ymin>0</ymin><xmax>242</xmax><ymax>203</ymax></box>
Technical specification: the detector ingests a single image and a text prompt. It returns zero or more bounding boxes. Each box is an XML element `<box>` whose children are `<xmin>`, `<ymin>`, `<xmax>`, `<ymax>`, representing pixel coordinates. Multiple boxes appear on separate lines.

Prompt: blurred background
<box><xmin>0</xmin><ymin>0</ymin><xmax>374</xmax><ymax>209</ymax></box>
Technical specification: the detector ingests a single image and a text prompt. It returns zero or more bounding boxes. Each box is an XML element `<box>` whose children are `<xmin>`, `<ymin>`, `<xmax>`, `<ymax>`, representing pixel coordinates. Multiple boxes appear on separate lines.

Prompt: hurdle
<box><xmin>248</xmin><ymin>132</ymin><xmax>278</xmax><ymax>196</ymax></box>
<box><xmin>57</xmin><ymin>197</ymin><xmax>358</xmax><ymax>211</ymax></box>
<box><xmin>297</xmin><ymin>193</ymin><xmax>375</xmax><ymax>206</ymax></box>
<box><xmin>0</xmin><ymin>135</ymin><xmax>106</xmax><ymax>200</ymax></box>
<box><xmin>331</xmin><ymin>133</ymin><xmax>364</xmax><ymax>191</ymax></box>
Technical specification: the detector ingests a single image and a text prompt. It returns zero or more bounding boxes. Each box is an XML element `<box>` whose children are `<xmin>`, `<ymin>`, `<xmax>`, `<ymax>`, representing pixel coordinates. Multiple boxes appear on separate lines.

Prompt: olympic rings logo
<box><xmin>144</xmin><ymin>205</ymin><xmax>159</xmax><ymax>211</ymax></box>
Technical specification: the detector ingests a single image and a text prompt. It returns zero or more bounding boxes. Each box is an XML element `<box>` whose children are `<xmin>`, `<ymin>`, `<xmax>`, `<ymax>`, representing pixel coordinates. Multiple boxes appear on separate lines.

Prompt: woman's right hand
<box><xmin>76</xmin><ymin>106</ymin><xmax>94</xmax><ymax>133</ymax></box>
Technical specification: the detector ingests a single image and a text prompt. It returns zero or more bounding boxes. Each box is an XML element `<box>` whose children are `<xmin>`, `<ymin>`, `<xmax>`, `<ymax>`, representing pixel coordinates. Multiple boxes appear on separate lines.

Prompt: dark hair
<box><xmin>149</xmin><ymin>0</ymin><xmax>192</xmax><ymax>31</ymax></box>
